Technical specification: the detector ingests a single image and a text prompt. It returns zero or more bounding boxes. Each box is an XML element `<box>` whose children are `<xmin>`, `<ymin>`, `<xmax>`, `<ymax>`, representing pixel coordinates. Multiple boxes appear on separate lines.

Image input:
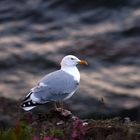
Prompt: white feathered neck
<box><xmin>61</xmin><ymin>66</ymin><xmax>80</xmax><ymax>82</ymax></box>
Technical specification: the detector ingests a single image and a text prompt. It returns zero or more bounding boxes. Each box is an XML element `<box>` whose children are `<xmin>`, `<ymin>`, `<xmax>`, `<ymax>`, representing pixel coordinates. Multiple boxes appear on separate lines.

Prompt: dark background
<box><xmin>0</xmin><ymin>0</ymin><xmax>140</xmax><ymax>121</ymax></box>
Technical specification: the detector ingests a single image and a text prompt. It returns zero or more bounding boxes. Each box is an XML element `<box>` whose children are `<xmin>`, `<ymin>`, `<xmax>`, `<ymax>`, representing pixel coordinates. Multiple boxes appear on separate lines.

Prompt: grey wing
<box><xmin>30</xmin><ymin>82</ymin><xmax>53</xmax><ymax>103</ymax></box>
<box><xmin>31</xmin><ymin>70</ymin><xmax>79</xmax><ymax>102</ymax></box>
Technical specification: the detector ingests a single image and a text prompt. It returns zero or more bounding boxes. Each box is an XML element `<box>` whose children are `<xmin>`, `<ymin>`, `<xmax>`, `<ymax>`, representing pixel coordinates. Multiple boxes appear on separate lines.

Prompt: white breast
<box><xmin>61</xmin><ymin>66</ymin><xmax>80</xmax><ymax>82</ymax></box>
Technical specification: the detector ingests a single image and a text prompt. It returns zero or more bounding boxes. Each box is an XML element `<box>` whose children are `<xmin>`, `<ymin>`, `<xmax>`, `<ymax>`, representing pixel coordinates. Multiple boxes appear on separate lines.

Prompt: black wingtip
<box><xmin>21</xmin><ymin>100</ymin><xmax>43</xmax><ymax>108</ymax></box>
<box><xmin>23</xmin><ymin>92</ymin><xmax>32</xmax><ymax>102</ymax></box>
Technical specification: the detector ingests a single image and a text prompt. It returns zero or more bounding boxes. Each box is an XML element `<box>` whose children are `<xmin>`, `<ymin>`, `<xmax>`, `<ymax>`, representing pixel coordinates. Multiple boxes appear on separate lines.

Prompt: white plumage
<box><xmin>21</xmin><ymin>55</ymin><xmax>87</xmax><ymax>111</ymax></box>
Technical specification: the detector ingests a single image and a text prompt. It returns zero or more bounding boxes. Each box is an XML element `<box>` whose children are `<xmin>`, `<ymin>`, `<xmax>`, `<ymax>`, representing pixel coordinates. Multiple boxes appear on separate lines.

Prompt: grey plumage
<box><xmin>21</xmin><ymin>55</ymin><xmax>87</xmax><ymax>111</ymax></box>
<box><xmin>32</xmin><ymin>70</ymin><xmax>79</xmax><ymax>102</ymax></box>
<box><xmin>21</xmin><ymin>70</ymin><xmax>79</xmax><ymax>110</ymax></box>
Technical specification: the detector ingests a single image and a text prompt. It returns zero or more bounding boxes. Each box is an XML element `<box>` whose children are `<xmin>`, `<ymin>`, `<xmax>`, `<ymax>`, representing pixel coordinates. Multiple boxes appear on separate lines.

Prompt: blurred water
<box><xmin>0</xmin><ymin>0</ymin><xmax>140</xmax><ymax>120</ymax></box>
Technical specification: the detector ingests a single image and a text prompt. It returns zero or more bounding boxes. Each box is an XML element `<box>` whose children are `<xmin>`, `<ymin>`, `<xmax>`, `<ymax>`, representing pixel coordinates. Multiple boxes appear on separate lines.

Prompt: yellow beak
<box><xmin>78</xmin><ymin>60</ymin><xmax>88</xmax><ymax>65</ymax></box>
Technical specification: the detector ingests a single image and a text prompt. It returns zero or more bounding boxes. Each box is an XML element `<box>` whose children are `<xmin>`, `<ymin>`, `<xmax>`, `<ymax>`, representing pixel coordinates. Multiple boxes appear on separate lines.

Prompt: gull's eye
<box><xmin>71</xmin><ymin>58</ymin><xmax>74</xmax><ymax>60</ymax></box>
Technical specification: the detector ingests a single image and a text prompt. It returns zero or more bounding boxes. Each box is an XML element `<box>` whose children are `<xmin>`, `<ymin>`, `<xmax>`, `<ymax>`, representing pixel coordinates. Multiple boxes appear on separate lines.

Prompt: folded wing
<box><xmin>21</xmin><ymin>70</ymin><xmax>79</xmax><ymax>111</ymax></box>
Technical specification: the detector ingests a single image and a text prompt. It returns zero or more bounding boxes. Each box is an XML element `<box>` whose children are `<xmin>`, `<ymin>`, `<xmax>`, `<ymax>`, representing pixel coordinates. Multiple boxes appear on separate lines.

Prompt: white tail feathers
<box><xmin>21</xmin><ymin>92</ymin><xmax>38</xmax><ymax>111</ymax></box>
<box><xmin>22</xmin><ymin>106</ymin><xmax>36</xmax><ymax>111</ymax></box>
<box><xmin>21</xmin><ymin>92</ymin><xmax>47</xmax><ymax>111</ymax></box>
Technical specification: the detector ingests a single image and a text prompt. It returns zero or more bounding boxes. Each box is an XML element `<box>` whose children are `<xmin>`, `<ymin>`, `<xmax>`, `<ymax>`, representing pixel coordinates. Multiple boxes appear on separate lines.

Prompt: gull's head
<box><xmin>61</xmin><ymin>55</ymin><xmax>88</xmax><ymax>67</ymax></box>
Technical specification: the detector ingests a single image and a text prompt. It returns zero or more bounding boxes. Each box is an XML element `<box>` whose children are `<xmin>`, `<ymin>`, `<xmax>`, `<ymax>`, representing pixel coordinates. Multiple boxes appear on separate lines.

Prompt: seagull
<box><xmin>21</xmin><ymin>55</ymin><xmax>87</xmax><ymax>115</ymax></box>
